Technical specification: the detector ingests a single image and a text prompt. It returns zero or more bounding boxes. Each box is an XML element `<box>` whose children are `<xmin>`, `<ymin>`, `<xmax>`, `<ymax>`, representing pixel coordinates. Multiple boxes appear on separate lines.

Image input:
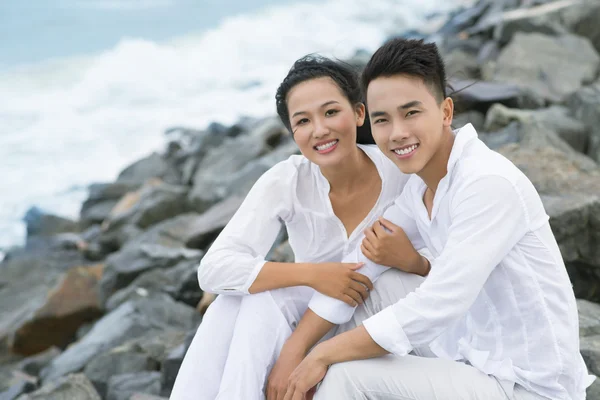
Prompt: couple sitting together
<box><xmin>170</xmin><ymin>38</ymin><xmax>594</xmax><ymax>400</ymax></box>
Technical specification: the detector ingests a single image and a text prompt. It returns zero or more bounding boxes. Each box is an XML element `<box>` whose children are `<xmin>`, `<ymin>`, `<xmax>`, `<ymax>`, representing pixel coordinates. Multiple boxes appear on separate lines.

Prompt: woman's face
<box><xmin>286</xmin><ymin>77</ymin><xmax>365</xmax><ymax>168</ymax></box>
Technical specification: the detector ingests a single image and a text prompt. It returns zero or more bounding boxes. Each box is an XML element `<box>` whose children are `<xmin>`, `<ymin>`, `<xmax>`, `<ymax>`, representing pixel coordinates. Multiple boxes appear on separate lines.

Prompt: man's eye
<box><xmin>406</xmin><ymin>110</ymin><xmax>419</xmax><ymax>117</ymax></box>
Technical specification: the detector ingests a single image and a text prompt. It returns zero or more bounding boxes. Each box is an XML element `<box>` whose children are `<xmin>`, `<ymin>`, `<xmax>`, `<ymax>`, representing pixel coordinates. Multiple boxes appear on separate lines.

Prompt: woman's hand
<box><xmin>284</xmin><ymin>351</ymin><xmax>328</xmax><ymax>400</ymax></box>
<box><xmin>309</xmin><ymin>263</ymin><xmax>373</xmax><ymax>306</ymax></box>
<box><xmin>267</xmin><ymin>342</ymin><xmax>306</xmax><ymax>400</ymax></box>
<box><xmin>361</xmin><ymin>218</ymin><xmax>429</xmax><ymax>276</ymax></box>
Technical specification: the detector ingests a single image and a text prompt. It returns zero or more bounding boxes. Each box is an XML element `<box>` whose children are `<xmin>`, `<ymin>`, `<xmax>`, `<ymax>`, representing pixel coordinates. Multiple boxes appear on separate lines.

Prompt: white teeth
<box><xmin>394</xmin><ymin>144</ymin><xmax>417</xmax><ymax>155</ymax></box>
<box><xmin>316</xmin><ymin>140</ymin><xmax>338</xmax><ymax>151</ymax></box>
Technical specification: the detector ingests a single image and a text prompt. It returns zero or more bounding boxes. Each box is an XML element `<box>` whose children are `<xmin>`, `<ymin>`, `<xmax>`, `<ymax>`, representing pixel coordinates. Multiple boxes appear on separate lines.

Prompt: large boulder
<box><xmin>105</xmin><ymin>258</ymin><xmax>201</xmax><ymax>312</ymax></box>
<box><xmin>489</xmin><ymin>32</ymin><xmax>600</xmax><ymax>103</ymax></box>
<box><xmin>188</xmin><ymin>117</ymin><xmax>293</xmax><ymax>212</ymax></box>
<box><xmin>80</xmin><ymin>182</ymin><xmax>141</xmax><ymax>228</ymax></box>
<box><xmin>99</xmin><ymin>244</ymin><xmax>202</xmax><ymax>305</ymax></box>
<box><xmin>40</xmin><ymin>293</ymin><xmax>195</xmax><ymax>382</ymax></box>
<box><xmin>106</xmin><ymin>372</ymin><xmax>161</xmax><ymax>400</ymax></box>
<box><xmin>567</xmin><ymin>80</ymin><xmax>600</xmax><ymax>163</ymax></box>
<box><xmin>497</xmin><ymin>122</ymin><xmax>600</xmax><ymax>300</ymax></box>
<box><xmin>10</xmin><ymin>264</ymin><xmax>104</xmax><ymax>355</ymax></box>
<box><xmin>116</xmin><ymin>153</ymin><xmax>180</xmax><ymax>186</ymax></box>
<box><xmin>15</xmin><ymin>374</ymin><xmax>101</xmax><ymax>400</ymax></box>
<box><xmin>22</xmin><ymin>208</ymin><xmax>78</xmax><ymax>238</ymax></box>
<box><xmin>484</xmin><ymin>104</ymin><xmax>589</xmax><ymax>153</ymax></box>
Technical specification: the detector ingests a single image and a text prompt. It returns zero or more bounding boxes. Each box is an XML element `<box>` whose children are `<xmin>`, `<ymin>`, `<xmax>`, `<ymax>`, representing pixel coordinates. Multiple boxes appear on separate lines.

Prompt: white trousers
<box><xmin>170</xmin><ymin>269</ymin><xmax>545</xmax><ymax>400</ymax></box>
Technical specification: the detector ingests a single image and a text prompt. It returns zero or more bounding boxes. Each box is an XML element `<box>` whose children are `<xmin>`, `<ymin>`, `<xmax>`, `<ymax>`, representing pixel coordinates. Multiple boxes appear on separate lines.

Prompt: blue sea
<box><xmin>0</xmin><ymin>0</ymin><xmax>473</xmax><ymax>253</ymax></box>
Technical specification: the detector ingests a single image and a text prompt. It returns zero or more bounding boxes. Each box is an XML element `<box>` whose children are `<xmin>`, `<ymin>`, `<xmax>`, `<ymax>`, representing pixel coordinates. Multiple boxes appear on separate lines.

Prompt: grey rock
<box><xmin>560</xmin><ymin>0</ymin><xmax>600</xmax><ymax>53</ymax></box>
<box><xmin>22</xmin><ymin>208</ymin><xmax>78</xmax><ymax>238</ymax></box>
<box><xmin>452</xmin><ymin>111</ymin><xmax>485</xmax><ymax>133</ymax></box>
<box><xmin>117</xmin><ymin>153</ymin><xmax>180</xmax><ymax>185</ymax></box>
<box><xmin>578</xmin><ymin>299</ymin><xmax>600</xmax><ymax>338</ymax></box>
<box><xmin>106</xmin><ymin>372</ymin><xmax>161</xmax><ymax>400</ymax></box>
<box><xmin>189</xmin><ymin>118</ymin><xmax>291</xmax><ymax>212</ymax></box>
<box><xmin>17</xmin><ymin>347</ymin><xmax>61</xmax><ymax>377</ymax></box>
<box><xmin>105</xmin><ymin>259</ymin><xmax>201</xmax><ymax>311</ymax></box>
<box><xmin>444</xmin><ymin>49</ymin><xmax>480</xmax><ymax>80</ymax></box>
<box><xmin>588</xmin><ymin>378</ymin><xmax>600</xmax><ymax>400</ymax></box>
<box><xmin>99</xmin><ymin>244</ymin><xmax>202</xmax><ymax>305</ymax></box>
<box><xmin>130</xmin><ymin>393</ymin><xmax>167</xmax><ymax>400</ymax></box>
<box><xmin>184</xmin><ymin>196</ymin><xmax>245</xmax><ymax>250</ymax></box>
<box><xmin>580</xmin><ymin>335</ymin><xmax>600</xmax><ymax>376</ymax></box>
<box><xmin>160</xmin><ymin>344</ymin><xmax>185</xmax><ymax>397</ymax></box>
<box><xmin>16</xmin><ymin>374</ymin><xmax>100</xmax><ymax>400</ymax></box>
<box><xmin>40</xmin><ymin>294</ymin><xmax>195</xmax><ymax>382</ymax></box>
<box><xmin>491</xmin><ymin>32</ymin><xmax>600</xmax><ymax>102</ymax></box>
<box><xmin>0</xmin><ymin>380</ymin><xmax>36</xmax><ymax>400</ymax></box>
<box><xmin>478</xmin><ymin>121</ymin><xmax>521</xmax><ymax>150</ymax></box>
<box><xmin>81</xmin><ymin>183</ymin><xmax>141</xmax><ymax>227</ymax></box>
<box><xmin>567</xmin><ymin>80</ymin><xmax>600</xmax><ymax>162</ymax></box>
<box><xmin>450</xmin><ymin>79</ymin><xmax>543</xmax><ymax>114</ymax></box>
<box><xmin>84</xmin><ymin>352</ymin><xmax>156</xmax><ymax>398</ymax></box>
<box><xmin>105</xmin><ymin>183</ymin><xmax>191</xmax><ymax>230</ymax></box>
<box><xmin>484</xmin><ymin>104</ymin><xmax>589</xmax><ymax>153</ymax></box>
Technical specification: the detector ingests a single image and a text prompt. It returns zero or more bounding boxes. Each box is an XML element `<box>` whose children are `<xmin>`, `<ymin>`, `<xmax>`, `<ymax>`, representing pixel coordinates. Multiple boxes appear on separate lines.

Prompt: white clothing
<box><xmin>170</xmin><ymin>144</ymin><xmax>410</xmax><ymax>399</ymax></box>
<box><xmin>197</xmin><ymin>144</ymin><xmax>409</xmax><ymax>295</ymax></box>
<box><xmin>310</xmin><ymin>124</ymin><xmax>593</xmax><ymax>400</ymax></box>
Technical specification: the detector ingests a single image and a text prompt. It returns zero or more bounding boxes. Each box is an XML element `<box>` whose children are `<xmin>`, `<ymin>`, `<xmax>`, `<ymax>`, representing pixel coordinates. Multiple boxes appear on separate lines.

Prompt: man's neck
<box><xmin>418</xmin><ymin>128</ymin><xmax>455</xmax><ymax>194</ymax></box>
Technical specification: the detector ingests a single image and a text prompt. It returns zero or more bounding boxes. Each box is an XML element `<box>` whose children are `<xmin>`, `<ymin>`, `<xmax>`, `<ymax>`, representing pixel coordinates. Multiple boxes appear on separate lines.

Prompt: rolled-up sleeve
<box><xmin>363</xmin><ymin>175</ymin><xmax>530</xmax><ymax>356</ymax></box>
<box><xmin>197</xmin><ymin>162</ymin><xmax>295</xmax><ymax>295</ymax></box>
<box><xmin>308</xmin><ymin>189</ymin><xmax>427</xmax><ymax>324</ymax></box>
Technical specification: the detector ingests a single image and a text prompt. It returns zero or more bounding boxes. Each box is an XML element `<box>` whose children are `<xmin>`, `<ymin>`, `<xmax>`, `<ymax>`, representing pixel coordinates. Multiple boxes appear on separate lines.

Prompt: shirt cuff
<box><xmin>240</xmin><ymin>258</ymin><xmax>268</xmax><ymax>294</ymax></box>
<box><xmin>362</xmin><ymin>306</ymin><xmax>413</xmax><ymax>357</ymax></box>
<box><xmin>308</xmin><ymin>292</ymin><xmax>356</xmax><ymax>325</ymax></box>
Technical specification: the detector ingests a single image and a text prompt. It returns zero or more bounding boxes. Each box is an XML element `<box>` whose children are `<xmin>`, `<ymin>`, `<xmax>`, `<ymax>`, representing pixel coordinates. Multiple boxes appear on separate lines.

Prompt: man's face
<box><xmin>367</xmin><ymin>74</ymin><xmax>452</xmax><ymax>175</ymax></box>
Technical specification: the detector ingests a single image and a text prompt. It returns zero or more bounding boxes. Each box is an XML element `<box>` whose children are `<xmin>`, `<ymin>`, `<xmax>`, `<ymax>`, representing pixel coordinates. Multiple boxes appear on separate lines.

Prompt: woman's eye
<box><xmin>296</xmin><ymin>118</ymin><xmax>309</xmax><ymax>126</ymax></box>
<box><xmin>325</xmin><ymin>109</ymin><xmax>339</xmax><ymax>116</ymax></box>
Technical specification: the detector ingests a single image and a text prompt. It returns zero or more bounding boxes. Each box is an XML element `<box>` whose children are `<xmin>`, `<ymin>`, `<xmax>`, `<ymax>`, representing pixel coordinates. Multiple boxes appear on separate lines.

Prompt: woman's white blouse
<box><xmin>197</xmin><ymin>144</ymin><xmax>410</xmax><ymax>295</ymax></box>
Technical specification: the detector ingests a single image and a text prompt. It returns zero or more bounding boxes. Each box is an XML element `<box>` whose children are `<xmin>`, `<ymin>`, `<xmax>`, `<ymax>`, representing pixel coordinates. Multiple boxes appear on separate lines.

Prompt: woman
<box><xmin>169</xmin><ymin>56</ymin><xmax>429</xmax><ymax>400</ymax></box>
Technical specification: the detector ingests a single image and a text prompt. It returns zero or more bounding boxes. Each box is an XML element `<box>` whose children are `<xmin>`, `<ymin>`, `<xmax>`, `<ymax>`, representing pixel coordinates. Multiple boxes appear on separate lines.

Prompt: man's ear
<box><xmin>442</xmin><ymin>97</ymin><xmax>454</xmax><ymax>127</ymax></box>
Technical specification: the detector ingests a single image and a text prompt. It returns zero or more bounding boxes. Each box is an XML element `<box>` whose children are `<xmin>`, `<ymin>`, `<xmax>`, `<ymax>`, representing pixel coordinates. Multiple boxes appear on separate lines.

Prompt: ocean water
<box><xmin>0</xmin><ymin>0</ymin><xmax>473</xmax><ymax>252</ymax></box>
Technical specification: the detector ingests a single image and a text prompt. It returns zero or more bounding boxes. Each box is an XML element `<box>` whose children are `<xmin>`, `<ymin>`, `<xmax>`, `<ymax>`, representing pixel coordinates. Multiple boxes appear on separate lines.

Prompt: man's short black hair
<box><xmin>361</xmin><ymin>38</ymin><xmax>448</xmax><ymax>103</ymax></box>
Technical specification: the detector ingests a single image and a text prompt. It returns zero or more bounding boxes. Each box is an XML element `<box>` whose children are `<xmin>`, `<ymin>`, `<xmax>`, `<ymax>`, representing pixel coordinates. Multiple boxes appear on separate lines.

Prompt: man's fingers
<box><xmin>373</xmin><ymin>220</ymin><xmax>388</xmax><ymax>237</ymax></box>
<box><xmin>364</xmin><ymin>226</ymin><xmax>379</xmax><ymax>241</ymax></box>
<box><xmin>348</xmin><ymin>262</ymin><xmax>365</xmax><ymax>271</ymax></box>
<box><xmin>378</xmin><ymin>217</ymin><xmax>398</xmax><ymax>233</ymax></box>
<box><xmin>350</xmin><ymin>271</ymin><xmax>374</xmax><ymax>291</ymax></box>
<box><xmin>361</xmin><ymin>239</ymin><xmax>376</xmax><ymax>255</ymax></box>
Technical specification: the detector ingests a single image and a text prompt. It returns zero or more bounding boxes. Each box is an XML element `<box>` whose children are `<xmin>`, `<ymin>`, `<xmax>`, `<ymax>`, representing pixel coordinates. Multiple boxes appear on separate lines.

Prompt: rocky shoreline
<box><xmin>2</xmin><ymin>0</ymin><xmax>600</xmax><ymax>399</ymax></box>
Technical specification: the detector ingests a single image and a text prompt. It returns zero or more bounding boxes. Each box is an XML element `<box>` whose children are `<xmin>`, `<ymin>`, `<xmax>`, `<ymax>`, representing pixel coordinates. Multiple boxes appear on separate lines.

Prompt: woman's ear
<box><xmin>355</xmin><ymin>103</ymin><xmax>366</xmax><ymax>127</ymax></box>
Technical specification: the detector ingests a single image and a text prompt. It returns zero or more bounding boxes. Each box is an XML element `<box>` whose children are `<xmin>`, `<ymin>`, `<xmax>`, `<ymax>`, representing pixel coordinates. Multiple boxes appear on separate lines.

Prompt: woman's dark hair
<box><xmin>275</xmin><ymin>55</ymin><xmax>375</xmax><ymax>145</ymax></box>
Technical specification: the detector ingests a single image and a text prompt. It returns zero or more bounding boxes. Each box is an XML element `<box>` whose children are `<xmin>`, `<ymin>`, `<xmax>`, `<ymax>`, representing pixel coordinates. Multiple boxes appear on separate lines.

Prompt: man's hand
<box><xmin>361</xmin><ymin>218</ymin><xmax>429</xmax><ymax>276</ymax></box>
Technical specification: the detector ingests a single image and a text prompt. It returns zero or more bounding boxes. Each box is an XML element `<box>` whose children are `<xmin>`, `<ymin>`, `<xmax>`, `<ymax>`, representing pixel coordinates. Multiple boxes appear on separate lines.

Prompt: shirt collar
<box><xmin>446</xmin><ymin>123</ymin><xmax>478</xmax><ymax>175</ymax></box>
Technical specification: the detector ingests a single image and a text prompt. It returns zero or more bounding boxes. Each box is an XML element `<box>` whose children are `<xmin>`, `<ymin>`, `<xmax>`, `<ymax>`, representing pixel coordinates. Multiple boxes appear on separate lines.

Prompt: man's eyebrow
<box><xmin>398</xmin><ymin>100</ymin><xmax>422</xmax><ymax>109</ymax></box>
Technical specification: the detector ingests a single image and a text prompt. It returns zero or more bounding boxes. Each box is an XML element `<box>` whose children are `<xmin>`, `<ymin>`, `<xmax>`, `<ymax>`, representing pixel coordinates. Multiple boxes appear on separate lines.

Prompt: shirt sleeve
<box><xmin>197</xmin><ymin>161</ymin><xmax>295</xmax><ymax>295</ymax></box>
<box><xmin>308</xmin><ymin>190</ymin><xmax>426</xmax><ymax>324</ymax></box>
<box><xmin>363</xmin><ymin>175</ymin><xmax>530</xmax><ymax>356</ymax></box>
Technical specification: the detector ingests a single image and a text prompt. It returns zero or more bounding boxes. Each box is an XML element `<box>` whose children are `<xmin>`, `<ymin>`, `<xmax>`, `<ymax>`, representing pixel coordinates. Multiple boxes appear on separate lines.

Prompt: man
<box><xmin>278</xmin><ymin>38</ymin><xmax>593</xmax><ymax>400</ymax></box>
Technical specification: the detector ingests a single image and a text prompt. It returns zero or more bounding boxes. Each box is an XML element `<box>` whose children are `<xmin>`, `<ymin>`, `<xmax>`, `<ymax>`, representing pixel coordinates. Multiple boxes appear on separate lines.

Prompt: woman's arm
<box><xmin>198</xmin><ymin>162</ymin><xmax>373</xmax><ymax>304</ymax></box>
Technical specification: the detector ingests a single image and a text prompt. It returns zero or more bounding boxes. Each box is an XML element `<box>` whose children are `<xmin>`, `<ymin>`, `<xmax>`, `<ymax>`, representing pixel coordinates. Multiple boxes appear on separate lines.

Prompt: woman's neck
<box><xmin>320</xmin><ymin>145</ymin><xmax>373</xmax><ymax>195</ymax></box>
